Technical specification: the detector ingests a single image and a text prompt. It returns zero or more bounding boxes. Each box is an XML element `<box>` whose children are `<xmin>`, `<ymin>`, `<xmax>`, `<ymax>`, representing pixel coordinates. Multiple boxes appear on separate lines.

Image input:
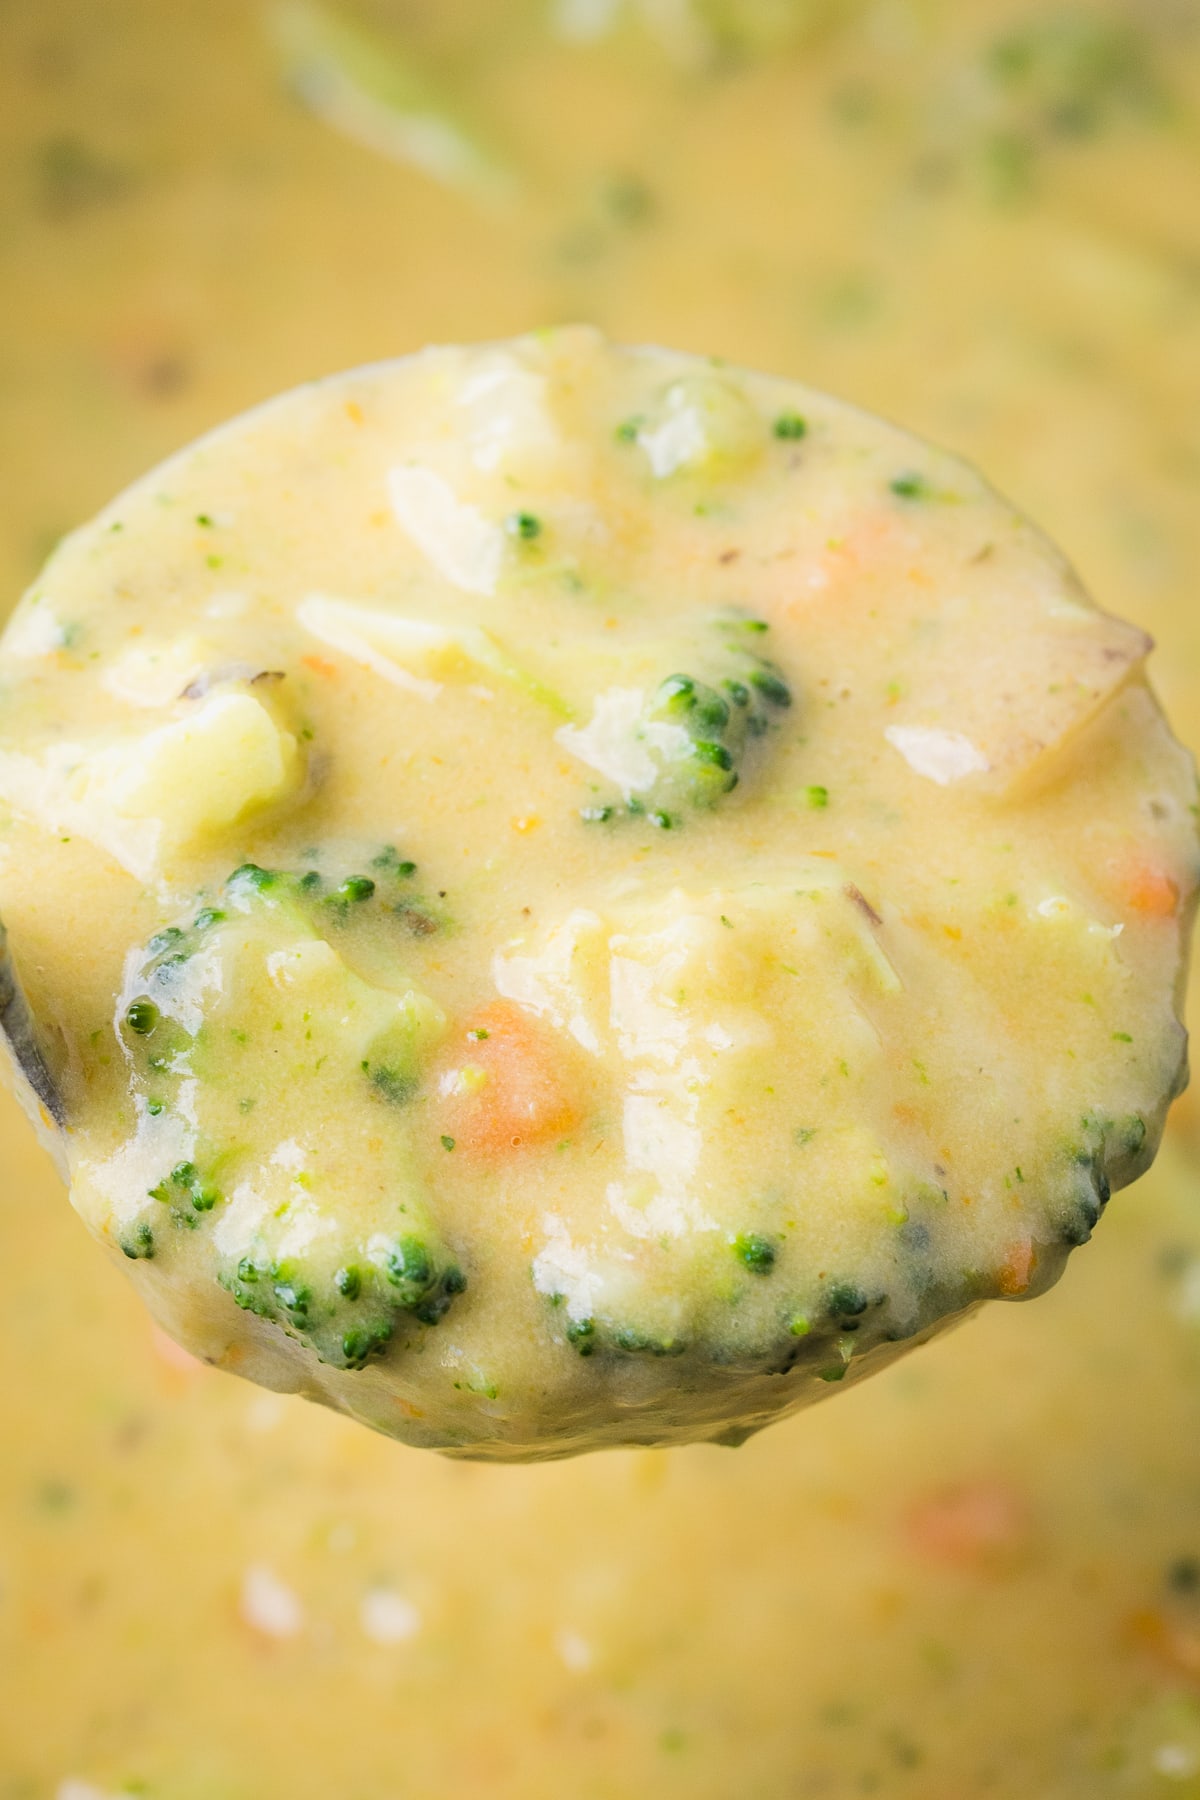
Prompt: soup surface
<box><xmin>2</xmin><ymin>0</ymin><xmax>1200</xmax><ymax>1792</ymax></box>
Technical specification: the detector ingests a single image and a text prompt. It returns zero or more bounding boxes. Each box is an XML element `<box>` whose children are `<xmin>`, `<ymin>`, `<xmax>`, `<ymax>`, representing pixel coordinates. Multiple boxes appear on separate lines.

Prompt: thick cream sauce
<box><xmin>2</xmin><ymin>0</ymin><xmax>1200</xmax><ymax>1791</ymax></box>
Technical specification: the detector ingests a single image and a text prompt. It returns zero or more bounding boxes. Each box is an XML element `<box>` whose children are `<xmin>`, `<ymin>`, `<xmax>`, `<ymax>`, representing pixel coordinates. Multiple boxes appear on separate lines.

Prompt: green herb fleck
<box><xmin>890</xmin><ymin>472</ymin><xmax>934</xmax><ymax>501</ymax></box>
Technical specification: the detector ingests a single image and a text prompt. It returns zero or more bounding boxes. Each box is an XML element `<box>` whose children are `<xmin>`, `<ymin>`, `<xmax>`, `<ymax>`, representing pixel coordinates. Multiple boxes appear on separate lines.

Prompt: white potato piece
<box><xmin>0</xmin><ymin>691</ymin><xmax>301</xmax><ymax>883</ymax></box>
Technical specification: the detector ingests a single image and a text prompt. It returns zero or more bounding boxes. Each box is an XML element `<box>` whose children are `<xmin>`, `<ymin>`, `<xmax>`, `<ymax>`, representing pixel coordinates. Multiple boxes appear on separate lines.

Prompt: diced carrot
<box><xmin>1126</xmin><ymin>1608</ymin><xmax>1200</xmax><ymax>1686</ymax></box>
<box><xmin>904</xmin><ymin>1479</ymin><xmax>1031</xmax><ymax>1572</ymax></box>
<box><xmin>770</xmin><ymin>512</ymin><xmax>917</xmax><ymax>619</ymax></box>
<box><xmin>825</xmin><ymin>511</ymin><xmax>912</xmax><ymax>576</ymax></box>
<box><xmin>436</xmin><ymin>1001</ymin><xmax>576</xmax><ymax>1154</ymax></box>
<box><xmin>1111</xmin><ymin>858</ymin><xmax>1180</xmax><ymax>919</ymax></box>
<box><xmin>301</xmin><ymin>653</ymin><xmax>338</xmax><ymax>679</ymax></box>
<box><xmin>997</xmin><ymin>1236</ymin><xmax>1036</xmax><ymax>1296</ymax></box>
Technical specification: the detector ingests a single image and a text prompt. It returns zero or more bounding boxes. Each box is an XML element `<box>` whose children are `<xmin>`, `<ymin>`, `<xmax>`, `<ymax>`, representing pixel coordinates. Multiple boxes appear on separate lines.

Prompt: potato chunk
<box><xmin>884</xmin><ymin>591</ymin><xmax>1150</xmax><ymax>796</ymax></box>
<box><xmin>0</xmin><ymin>690</ymin><xmax>301</xmax><ymax>883</ymax></box>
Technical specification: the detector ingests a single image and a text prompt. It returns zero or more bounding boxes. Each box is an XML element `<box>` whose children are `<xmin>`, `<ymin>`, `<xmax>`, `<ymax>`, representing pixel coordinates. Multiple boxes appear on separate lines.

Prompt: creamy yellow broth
<box><xmin>0</xmin><ymin>328</ymin><xmax>1194</xmax><ymax>1460</ymax></box>
<box><xmin>3</xmin><ymin>0</ymin><xmax>1200</xmax><ymax>1791</ymax></box>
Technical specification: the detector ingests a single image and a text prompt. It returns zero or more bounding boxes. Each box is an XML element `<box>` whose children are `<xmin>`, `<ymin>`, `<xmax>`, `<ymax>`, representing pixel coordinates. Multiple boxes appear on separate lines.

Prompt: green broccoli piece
<box><xmin>1043</xmin><ymin>1110</ymin><xmax>1156</xmax><ymax>1251</ymax></box>
<box><xmin>576</xmin><ymin>613</ymin><xmax>793</xmax><ymax>829</ymax></box>
<box><xmin>113</xmin><ymin>847</ymin><xmax>465</xmax><ymax>1368</ymax></box>
<box><xmin>128</xmin><ymin>1142</ymin><xmax>467</xmax><ymax>1370</ymax></box>
<box><xmin>122</xmin><ymin>855</ymin><xmax>443</xmax><ymax>1114</ymax></box>
<box><xmin>119</xmin><ymin>1221</ymin><xmax>156</xmax><ymax>1261</ymax></box>
<box><xmin>219</xmin><ymin>1231</ymin><xmax>467</xmax><ymax>1370</ymax></box>
<box><xmin>732</xmin><ymin>1232</ymin><xmax>777</xmax><ymax>1275</ymax></box>
<box><xmin>563</xmin><ymin>1313</ymin><xmax>687</xmax><ymax>1360</ymax></box>
<box><xmin>539</xmin><ymin>1149</ymin><xmax>1113</xmax><ymax>1382</ymax></box>
<box><xmin>148</xmin><ymin>1158</ymin><xmax>222</xmax><ymax>1222</ymax></box>
<box><xmin>226</xmin><ymin>847</ymin><xmax>445</xmax><ymax>938</ymax></box>
<box><xmin>641</xmin><ymin>615</ymin><xmax>792</xmax><ymax>812</ymax></box>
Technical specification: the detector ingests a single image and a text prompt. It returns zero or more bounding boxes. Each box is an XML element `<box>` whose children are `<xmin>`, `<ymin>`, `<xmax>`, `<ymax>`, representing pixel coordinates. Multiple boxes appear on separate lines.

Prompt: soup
<box><xmin>1</xmin><ymin>328</ymin><xmax>1193</xmax><ymax>1463</ymax></box>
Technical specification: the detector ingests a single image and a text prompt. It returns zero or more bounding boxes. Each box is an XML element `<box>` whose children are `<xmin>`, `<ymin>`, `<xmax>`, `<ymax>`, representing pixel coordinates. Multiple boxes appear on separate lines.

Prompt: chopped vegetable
<box><xmin>270</xmin><ymin>0</ymin><xmax>516</xmax><ymax>203</ymax></box>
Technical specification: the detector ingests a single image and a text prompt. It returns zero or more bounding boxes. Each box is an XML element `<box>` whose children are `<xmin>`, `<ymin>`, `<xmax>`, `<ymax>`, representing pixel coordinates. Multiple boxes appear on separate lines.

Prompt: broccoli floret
<box><xmin>732</xmin><ymin>1232</ymin><xmax>777</xmax><ymax>1275</ymax></box>
<box><xmin>537</xmin><ymin>1151</ymin><xmax>1098</xmax><ymax>1382</ymax></box>
<box><xmin>147</xmin><ymin>1158</ymin><xmax>223</xmax><ymax>1224</ymax></box>
<box><xmin>225</xmin><ymin>848</ymin><xmax>445</xmax><ymax>938</ymax></box>
<box><xmin>563</xmin><ymin>1313</ymin><xmax>687</xmax><ymax>1360</ymax></box>
<box><xmin>119</xmin><ymin>1221</ymin><xmax>156</xmax><ymax>1261</ymax></box>
<box><xmin>1038</xmin><ymin>1110</ymin><xmax>1158</xmax><ymax>1253</ymax></box>
<box><xmin>640</xmin><ymin>616</ymin><xmax>792</xmax><ymax>814</ymax></box>
<box><xmin>551</xmin><ymin>1270</ymin><xmax>881</xmax><ymax>1371</ymax></box>
<box><xmin>112</xmin><ymin>849</ymin><xmax>464</xmax><ymax>1368</ymax></box>
<box><xmin>219</xmin><ymin>1232</ymin><xmax>467</xmax><ymax>1370</ymax></box>
<box><xmin>230</xmin><ymin>848</ymin><xmax>434</xmax><ymax>921</ymax></box>
<box><xmin>534</xmin><ymin>1103</ymin><xmax>1150</xmax><ymax>1384</ymax></box>
<box><xmin>573</xmin><ymin>614</ymin><xmax>793</xmax><ymax>828</ymax></box>
<box><xmin>125</xmin><ymin>1135</ymin><xmax>467</xmax><ymax>1369</ymax></box>
<box><xmin>553</xmin><ymin>1285</ymin><xmax>857</xmax><ymax>1372</ymax></box>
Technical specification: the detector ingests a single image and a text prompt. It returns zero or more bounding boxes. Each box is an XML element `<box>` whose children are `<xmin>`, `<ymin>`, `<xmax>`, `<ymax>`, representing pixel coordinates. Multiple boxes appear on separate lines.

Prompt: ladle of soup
<box><xmin>0</xmin><ymin>326</ymin><xmax>1193</xmax><ymax>1459</ymax></box>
